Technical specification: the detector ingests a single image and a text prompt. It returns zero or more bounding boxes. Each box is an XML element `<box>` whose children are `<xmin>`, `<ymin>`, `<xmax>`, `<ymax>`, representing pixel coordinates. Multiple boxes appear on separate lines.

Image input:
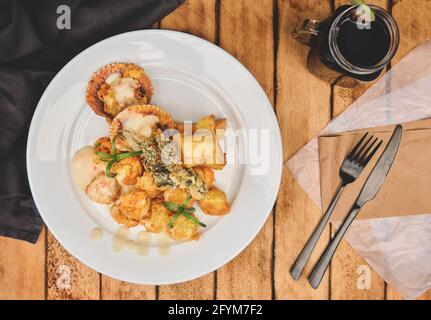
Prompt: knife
<box><xmin>308</xmin><ymin>125</ymin><xmax>403</xmax><ymax>289</ymax></box>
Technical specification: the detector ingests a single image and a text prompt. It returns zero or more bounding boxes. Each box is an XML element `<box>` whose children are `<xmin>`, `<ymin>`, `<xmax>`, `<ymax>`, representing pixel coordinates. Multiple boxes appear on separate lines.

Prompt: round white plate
<box><xmin>27</xmin><ymin>30</ymin><xmax>282</xmax><ymax>285</ymax></box>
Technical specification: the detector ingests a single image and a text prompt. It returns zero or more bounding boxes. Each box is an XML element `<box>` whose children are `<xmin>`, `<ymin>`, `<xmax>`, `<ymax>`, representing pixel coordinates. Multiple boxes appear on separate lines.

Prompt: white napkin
<box><xmin>287</xmin><ymin>40</ymin><xmax>431</xmax><ymax>299</ymax></box>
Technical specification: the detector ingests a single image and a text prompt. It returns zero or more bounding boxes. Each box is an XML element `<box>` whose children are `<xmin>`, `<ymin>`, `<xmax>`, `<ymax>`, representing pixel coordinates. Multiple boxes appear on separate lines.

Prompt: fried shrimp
<box><xmin>117</xmin><ymin>190</ymin><xmax>151</xmax><ymax>221</ymax></box>
<box><xmin>111</xmin><ymin>157</ymin><xmax>143</xmax><ymax>185</ymax></box>
<box><xmin>136</xmin><ymin>172</ymin><xmax>164</xmax><ymax>198</ymax></box>
<box><xmin>163</xmin><ymin>188</ymin><xmax>195</xmax><ymax>207</ymax></box>
<box><xmin>168</xmin><ymin>214</ymin><xmax>200</xmax><ymax>241</ymax></box>
<box><xmin>198</xmin><ymin>187</ymin><xmax>230</xmax><ymax>216</ymax></box>
<box><xmin>194</xmin><ymin>167</ymin><xmax>215</xmax><ymax>188</ymax></box>
<box><xmin>110</xmin><ymin>205</ymin><xmax>139</xmax><ymax>228</ymax></box>
<box><xmin>142</xmin><ymin>199</ymin><xmax>172</xmax><ymax>234</ymax></box>
<box><xmin>85</xmin><ymin>174</ymin><xmax>121</xmax><ymax>205</ymax></box>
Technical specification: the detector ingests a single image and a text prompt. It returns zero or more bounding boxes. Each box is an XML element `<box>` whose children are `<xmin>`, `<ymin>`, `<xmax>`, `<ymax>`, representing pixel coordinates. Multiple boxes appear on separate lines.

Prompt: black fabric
<box><xmin>0</xmin><ymin>0</ymin><xmax>185</xmax><ymax>243</ymax></box>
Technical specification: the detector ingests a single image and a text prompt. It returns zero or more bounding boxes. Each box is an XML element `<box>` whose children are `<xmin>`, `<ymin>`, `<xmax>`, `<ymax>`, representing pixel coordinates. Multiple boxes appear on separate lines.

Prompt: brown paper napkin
<box><xmin>319</xmin><ymin>119</ymin><xmax>431</xmax><ymax>222</ymax></box>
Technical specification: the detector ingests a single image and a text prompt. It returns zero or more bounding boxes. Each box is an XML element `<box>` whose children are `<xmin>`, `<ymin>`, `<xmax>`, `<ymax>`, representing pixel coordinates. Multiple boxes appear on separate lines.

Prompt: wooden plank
<box><xmin>386</xmin><ymin>288</ymin><xmax>431</xmax><ymax>300</ymax></box>
<box><xmin>101</xmin><ymin>277</ymin><xmax>156</xmax><ymax>300</ymax></box>
<box><xmin>214</xmin><ymin>0</ymin><xmax>274</xmax><ymax>300</ymax></box>
<box><xmin>274</xmin><ymin>0</ymin><xmax>332</xmax><ymax>299</ymax></box>
<box><xmin>391</xmin><ymin>0</ymin><xmax>431</xmax><ymax>63</ymax></box>
<box><xmin>0</xmin><ymin>227</ymin><xmax>46</xmax><ymax>300</ymax></box>
<box><xmin>385</xmin><ymin>0</ymin><xmax>431</xmax><ymax>301</ymax></box>
<box><xmin>158</xmin><ymin>274</ymin><xmax>215</xmax><ymax>300</ymax></box>
<box><xmin>155</xmin><ymin>0</ymin><xmax>217</xmax><ymax>300</ymax></box>
<box><xmin>160</xmin><ymin>0</ymin><xmax>217</xmax><ymax>42</ymax></box>
<box><xmin>329</xmin><ymin>0</ymin><xmax>387</xmax><ymax>300</ymax></box>
<box><xmin>47</xmin><ymin>232</ymin><xmax>99</xmax><ymax>299</ymax></box>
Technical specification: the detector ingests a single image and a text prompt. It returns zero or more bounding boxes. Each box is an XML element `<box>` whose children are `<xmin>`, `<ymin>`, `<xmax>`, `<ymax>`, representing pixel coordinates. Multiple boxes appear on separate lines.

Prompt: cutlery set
<box><xmin>290</xmin><ymin>125</ymin><xmax>403</xmax><ymax>288</ymax></box>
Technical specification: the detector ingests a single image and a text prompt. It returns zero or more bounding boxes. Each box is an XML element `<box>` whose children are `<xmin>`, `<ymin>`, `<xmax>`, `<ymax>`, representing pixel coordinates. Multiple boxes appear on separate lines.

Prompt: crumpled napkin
<box><xmin>319</xmin><ymin>120</ymin><xmax>431</xmax><ymax>221</ymax></box>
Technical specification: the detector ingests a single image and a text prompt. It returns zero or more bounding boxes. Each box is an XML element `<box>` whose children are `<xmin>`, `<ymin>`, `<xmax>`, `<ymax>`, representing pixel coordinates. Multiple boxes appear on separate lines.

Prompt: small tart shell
<box><xmin>109</xmin><ymin>104</ymin><xmax>176</xmax><ymax>150</ymax></box>
<box><xmin>86</xmin><ymin>63</ymin><xmax>154</xmax><ymax>122</ymax></box>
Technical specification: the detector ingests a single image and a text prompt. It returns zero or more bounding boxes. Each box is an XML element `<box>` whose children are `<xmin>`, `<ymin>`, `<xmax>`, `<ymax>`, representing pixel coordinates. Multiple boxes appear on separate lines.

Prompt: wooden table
<box><xmin>1</xmin><ymin>0</ymin><xmax>431</xmax><ymax>300</ymax></box>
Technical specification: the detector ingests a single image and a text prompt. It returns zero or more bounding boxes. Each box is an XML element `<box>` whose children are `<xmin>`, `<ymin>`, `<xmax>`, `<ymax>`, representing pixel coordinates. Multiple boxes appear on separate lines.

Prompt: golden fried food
<box><xmin>215</xmin><ymin>118</ymin><xmax>227</xmax><ymax>130</ymax></box>
<box><xmin>86</xmin><ymin>63</ymin><xmax>154</xmax><ymax>121</ymax></box>
<box><xmin>163</xmin><ymin>188</ymin><xmax>195</xmax><ymax>207</ymax></box>
<box><xmin>180</xmin><ymin>132</ymin><xmax>226</xmax><ymax>169</ymax></box>
<box><xmin>168</xmin><ymin>214</ymin><xmax>200</xmax><ymax>241</ymax></box>
<box><xmin>194</xmin><ymin>167</ymin><xmax>215</xmax><ymax>188</ymax></box>
<box><xmin>93</xmin><ymin>137</ymin><xmax>111</xmax><ymax>170</ymax></box>
<box><xmin>142</xmin><ymin>199</ymin><xmax>172</xmax><ymax>234</ymax></box>
<box><xmin>117</xmin><ymin>190</ymin><xmax>151</xmax><ymax>221</ymax></box>
<box><xmin>85</xmin><ymin>174</ymin><xmax>121</xmax><ymax>205</ymax></box>
<box><xmin>110</xmin><ymin>205</ymin><xmax>139</xmax><ymax>228</ymax></box>
<box><xmin>198</xmin><ymin>187</ymin><xmax>230</xmax><ymax>215</ymax></box>
<box><xmin>136</xmin><ymin>172</ymin><xmax>164</xmax><ymax>198</ymax></box>
<box><xmin>111</xmin><ymin>157</ymin><xmax>143</xmax><ymax>185</ymax></box>
<box><xmin>194</xmin><ymin>115</ymin><xmax>216</xmax><ymax>132</ymax></box>
<box><xmin>176</xmin><ymin>116</ymin><xmax>226</xmax><ymax>135</ymax></box>
<box><xmin>94</xmin><ymin>137</ymin><xmax>113</xmax><ymax>154</ymax></box>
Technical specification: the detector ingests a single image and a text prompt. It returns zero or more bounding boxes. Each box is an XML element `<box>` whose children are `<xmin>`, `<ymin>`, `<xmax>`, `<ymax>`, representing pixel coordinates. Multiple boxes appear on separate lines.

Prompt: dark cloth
<box><xmin>0</xmin><ymin>0</ymin><xmax>184</xmax><ymax>243</ymax></box>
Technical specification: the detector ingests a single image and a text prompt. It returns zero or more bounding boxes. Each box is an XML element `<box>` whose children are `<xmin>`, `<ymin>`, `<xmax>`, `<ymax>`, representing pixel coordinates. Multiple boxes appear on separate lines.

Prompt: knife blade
<box><xmin>356</xmin><ymin>124</ymin><xmax>403</xmax><ymax>207</ymax></box>
<box><xmin>308</xmin><ymin>124</ymin><xmax>403</xmax><ymax>289</ymax></box>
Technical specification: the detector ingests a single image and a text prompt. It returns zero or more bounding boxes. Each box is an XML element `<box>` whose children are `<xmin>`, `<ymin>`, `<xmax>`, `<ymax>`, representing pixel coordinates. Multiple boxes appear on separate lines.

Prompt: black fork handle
<box><xmin>290</xmin><ymin>184</ymin><xmax>345</xmax><ymax>281</ymax></box>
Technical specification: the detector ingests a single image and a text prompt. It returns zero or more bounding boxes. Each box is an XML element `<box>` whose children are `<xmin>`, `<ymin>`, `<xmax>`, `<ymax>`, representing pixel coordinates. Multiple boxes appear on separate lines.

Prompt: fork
<box><xmin>290</xmin><ymin>132</ymin><xmax>382</xmax><ymax>281</ymax></box>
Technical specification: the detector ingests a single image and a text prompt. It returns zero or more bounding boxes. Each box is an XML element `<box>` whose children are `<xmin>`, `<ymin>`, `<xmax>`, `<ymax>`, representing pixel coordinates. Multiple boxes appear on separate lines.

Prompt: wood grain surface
<box><xmin>0</xmin><ymin>0</ymin><xmax>430</xmax><ymax>300</ymax></box>
<box><xmin>329</xmin><ymin>0</ymin><xmax>387</xmax><ymax>301</ymax></box>
<box><xmin>274</xmin><ymin>0</ymin><xmax>332</xmax><ymax>300</ymax></box>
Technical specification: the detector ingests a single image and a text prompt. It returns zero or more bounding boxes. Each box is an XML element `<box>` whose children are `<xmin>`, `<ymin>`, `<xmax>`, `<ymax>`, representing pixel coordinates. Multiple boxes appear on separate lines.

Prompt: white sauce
<box><xmin>105</xmin><ymin>72</ymin><xmax>121</xmax><ymax>85</ymax></box>
<box><xmin>111</xmin><ymin>77</ymin><xmax>138</xmax><ymax>106</ymax></box>
<box><xmin>136</xmin><ymin>231</ymin><xmax>151</xmax><ymax>257</ymax></box>
<box><xmin>111</xmin><ymin>227</ymin><xmax>152</xmax><ymax>257</ymax></box>
<box><xmin>90</xmin><ymin>228</ymin><xmax>103</xmax><ymax>241</ymax></box>
<box><xmin>157</xmin><ymin>233</ymin><xmax>171</xmax><ymax>257</ymax></box>
<box><xmin>112</xmin><ymin>226</ymin><xmax>129</xmax><ymax>253</ymax></box>
<box><xmin>71</xmin><ymin>146</ymin><xmax>102</xmax><ymax>192</ymax></box>
<box><xmin>122</xmin><ymin>114</ymin><xmax>159</xmax><ymax>138</ymax></box>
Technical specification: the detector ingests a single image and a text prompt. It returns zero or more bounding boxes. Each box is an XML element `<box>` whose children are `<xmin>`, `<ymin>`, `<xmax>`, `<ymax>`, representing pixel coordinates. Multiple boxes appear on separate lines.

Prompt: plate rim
<box><xmin>26</xmin><ymin>29</ymin><xmax>283</xmax><ymax>285</ymax></box>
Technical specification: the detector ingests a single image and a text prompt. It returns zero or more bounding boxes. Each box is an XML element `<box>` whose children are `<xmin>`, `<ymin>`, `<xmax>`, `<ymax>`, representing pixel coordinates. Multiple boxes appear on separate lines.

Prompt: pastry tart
<box><xmin>86</xmin><ymin>63</ymin><xmax>154</xmax><ymax>121</ymax></box>
<box><xmin>109</xmin><ymin>104</ymin><xmax>175</xmax><ymax>151</ymax></box>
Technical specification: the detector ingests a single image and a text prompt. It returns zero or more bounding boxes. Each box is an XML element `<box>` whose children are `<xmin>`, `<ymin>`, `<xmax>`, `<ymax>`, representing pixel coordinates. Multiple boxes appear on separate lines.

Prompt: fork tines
<box><xmin>348</xmin><ymin>132</ymin><xmax>383</xmax><ymax>167</ymax></box>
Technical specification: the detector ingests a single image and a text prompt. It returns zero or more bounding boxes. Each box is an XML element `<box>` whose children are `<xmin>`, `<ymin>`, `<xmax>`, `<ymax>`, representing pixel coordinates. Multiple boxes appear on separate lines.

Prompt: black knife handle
<box><xmin>308</xmin><ymin>204</ymin><xmax>361</xmax><ymax>289</ymax></box>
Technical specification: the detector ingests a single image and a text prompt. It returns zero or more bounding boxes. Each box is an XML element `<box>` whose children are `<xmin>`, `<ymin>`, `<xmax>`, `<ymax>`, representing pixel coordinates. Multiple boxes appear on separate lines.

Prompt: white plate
<box><xmin>27</xmin><ymin>30</ymin><xmax>282</xmax><ymax>285</ymax></box>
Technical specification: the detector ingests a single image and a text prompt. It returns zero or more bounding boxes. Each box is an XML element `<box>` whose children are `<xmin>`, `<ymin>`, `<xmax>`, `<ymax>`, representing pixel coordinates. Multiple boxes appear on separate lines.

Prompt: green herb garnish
<box><xmin>94</xmin><ymin>135</ymin><xmax>143</xmax><ymax>178</ymax></box>
<box><xmin>164</xmin><ymin>195</ymin><xmax>207</xmax><ymax>229</ymax></box>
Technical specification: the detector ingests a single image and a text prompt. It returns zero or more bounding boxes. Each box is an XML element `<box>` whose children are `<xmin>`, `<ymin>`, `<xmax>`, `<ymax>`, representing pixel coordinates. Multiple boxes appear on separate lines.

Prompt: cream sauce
<box><xmin>90</xmin><ymin>228</ymin><xmax>103</xmax><ymax>241</ymax></box>
<box><xmin>71</xmin><ymin>146</ymin><xmax>102</xmax><ymax>192</ymax></box>
<box><xmin>135</xmin><ymin>231</ymin><xmax>151</xmax><ymax>257</ymax></box>
<box><xmin>111</xmin><ymin>227</ymin><xmax>153</xmax><ymax>257</ymax></box>
<box><xmin>157</xmin><ymin>233</ymin><xmax>171</xmax><ymax>257</ymax></box>
<box><xmin>105</xmin><ymin>72</ymin><xmax>121</xmax><ymax>85</ymax></box>
<box><xmin>122</xmin><ymin>114</ymin><xmax>159</xmax><ymax>138</ymax></box>
<box><xmin>111</xmin><ymin>77</ymin><xmax>138</xmax><ymax>106</ymax></box>
<box><xmin>112</xmin><ymin>226</ymin><xmax>129</xmax><ymax>253</ymax></box>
